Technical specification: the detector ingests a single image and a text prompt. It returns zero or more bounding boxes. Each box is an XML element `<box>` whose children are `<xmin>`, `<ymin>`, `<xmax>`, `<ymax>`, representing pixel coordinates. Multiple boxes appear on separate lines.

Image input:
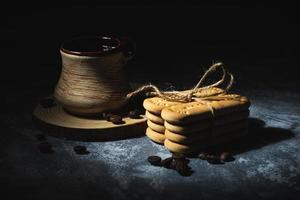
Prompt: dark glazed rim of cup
<box><xmin>60</xmin><ymin>36</ymin><xmax>124</xmax><ymax>56</ymax></box>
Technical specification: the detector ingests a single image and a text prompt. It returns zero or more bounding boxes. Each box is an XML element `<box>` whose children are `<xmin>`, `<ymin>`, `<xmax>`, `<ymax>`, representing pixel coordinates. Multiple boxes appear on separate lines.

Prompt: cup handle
<box><xmin>120</xmin><ymin>37</ymin><xmax>136</xmax><ymax>63</ymax></box>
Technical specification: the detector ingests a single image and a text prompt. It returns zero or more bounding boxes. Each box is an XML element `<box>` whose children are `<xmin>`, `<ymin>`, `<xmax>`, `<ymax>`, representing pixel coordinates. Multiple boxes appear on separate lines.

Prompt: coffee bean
<box><xmin>161</xmin><ymin>157</ymin><xmax>174</xmax><ymax>168</ymax></box>
<box><xmin>38</xmin><ymin>142</ymin><xmax>53</xmax><ymax>154</ymax></box>
<box><xmin>109</xmin><ymin>115</ymin><xmax>124</xmax><ymax>124</ymax></box>
<box><xmin>40</xmin><ymin>98</ymin><xmax>56</xmax><ymax>108</ymax></box>
<box><xmin>147</xmin><ymin>155</ymin><xmax>162</xmax><ymax>166</ymax></box>
<box><xmin>220</xmin><ymin>152</ymin><xmax>234</xmax><ymax>162</ymax></box>
<box><xmin>175</xmin><ymin>160</ymin><xmax>193</xmax><ymax>176</ymax></box>
<box><xmin>159</xmin><ymin>155</ymin><xmax>193</xmax><ymax>176</ymax></box>
<box><xmin>172</xmin><ymin>153</ymin><xmax>190</xmax><ymax>165</ymax></box>
<box><xmin>175</xmin><ymin>160</ymin><xmax>184</xmax><ymax>170</ymax></box>
<box><xmin>128</xmin><ymin>109</ymin><xmax>142</xmax><ymax>119</ymax></box>
<box><xmin>176</xmin><ymin>165</ymin><xmax>193</xmax><ymax>176</ymax></box>
<box><xmin>198</xmin><ymin>152</ymin><xmax>209</xmax><ymax>160</ymax></box>
<box><xmin>73</xmin><ymin>145</ymin><xmax>89</xmax><ymax>155</ymax></box>
<box><xmin>178</xmin><ymin>168</ymin><xmax>193</xmax><ymax>176</ymax></box>
<box><xmin>206</xmin><ymin>155</ymin><xmax>223</xmax><ymax>164</ymax></box>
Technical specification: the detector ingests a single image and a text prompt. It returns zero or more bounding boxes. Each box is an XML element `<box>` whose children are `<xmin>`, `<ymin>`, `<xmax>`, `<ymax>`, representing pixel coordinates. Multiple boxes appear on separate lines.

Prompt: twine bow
<box><xmin>126</xmin><ymin>62</ymin><xmax>243</xmax><ymax>114</ymax></box>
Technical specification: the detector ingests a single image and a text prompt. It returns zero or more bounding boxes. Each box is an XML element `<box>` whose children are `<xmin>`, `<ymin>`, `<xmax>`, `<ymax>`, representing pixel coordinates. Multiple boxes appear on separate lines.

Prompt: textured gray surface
<box><xmin>0</xmin><ymin>58</ymin><xmax>300</xmax><ymax>200</ymax></box>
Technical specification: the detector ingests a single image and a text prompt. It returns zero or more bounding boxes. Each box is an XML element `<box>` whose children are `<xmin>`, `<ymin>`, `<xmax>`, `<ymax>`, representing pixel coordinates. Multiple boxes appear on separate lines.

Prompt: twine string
<box><xmin>126</xmin><ymin>62</ymin><xmax>237</xmax><ymax>104</ymax></box>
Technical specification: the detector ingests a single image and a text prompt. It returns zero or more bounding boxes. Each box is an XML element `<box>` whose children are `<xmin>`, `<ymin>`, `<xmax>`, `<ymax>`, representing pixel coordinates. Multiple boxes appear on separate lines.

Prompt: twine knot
<box><xmin>126</xmin><ymin>62</ymin><xmax>237</xmax><ymax>105</ymax></box>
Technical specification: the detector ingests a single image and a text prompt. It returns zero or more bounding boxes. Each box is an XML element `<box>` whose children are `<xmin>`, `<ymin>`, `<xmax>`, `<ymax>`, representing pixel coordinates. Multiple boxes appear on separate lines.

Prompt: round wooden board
<box><xmin>33</xmin><ymin>104</ymin><xmax>147</xmax><ymax>141</ymax></box>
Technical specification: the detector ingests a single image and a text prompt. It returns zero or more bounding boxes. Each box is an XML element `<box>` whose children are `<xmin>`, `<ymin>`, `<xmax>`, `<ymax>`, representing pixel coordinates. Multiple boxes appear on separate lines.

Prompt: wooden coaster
<box><xmin>33</xmin><ymin>103</ymin><xmax>147</xmax><ymax>141</ymax></box>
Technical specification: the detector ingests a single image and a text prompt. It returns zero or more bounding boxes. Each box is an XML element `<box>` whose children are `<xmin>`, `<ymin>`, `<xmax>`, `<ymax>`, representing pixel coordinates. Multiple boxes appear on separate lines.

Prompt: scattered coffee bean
<box><xmin>206</xmin><ymin>155</ymin><xmax>223</xmax><ymax>164</ymax></box>
<box><xmin>35</xmin><ymin>134</ymin><xmax>46</xmax><ymax>141</ymax></box>
<box><xmin>161</xmin><ymin>157</ymin><xmax>173</xmax><ymax>168</ymax></box>
<box><xmin>148</xmin><ymin>154</ymin><xmax>193</xmax><ymax>176</ymax></box>
<box><xmin>198</xmin><ymin>152</ymin><xmax>209</xmax><ymax>160</ymax></box>
<box><xmin>175</xmin><ymin>159</ymin><xmax>193</xmax><ymax>176</ymax></box>
<box><xmin>109</xmin><ymin>115</ymin><xmax>124</xmax><ymax>124</ymax></box>
<box><xmin>220</xmin><ymin>152</ymin><xmax>234</xmax><ymax>162</ymax></box>
<box><xmin>198</xmin><ymin>151</ymin><xmax>232</xmax><ymax>164</ymax></box>
<box><xmin>37</xmin><ymin>142</ymin><xmax>53</xmax><ymax>154</ymax></box>
<box><xmin>73</xmin><ymin>145</ymin><xmax>89</xmax><ymax>155</ymax></box>
<box><xmin>175</xmin><ymin>159</ymin><xmax>184</xmax><ymax>170</ymax></box>
<box><xmin>128</xmin><ymin>109</ymin><xmax>142</xmax><ymax>119</ymax></box>
<box><xmin>147</xmin><ymin>155</ymin><xmax>162</xmax><ymax>166</ymax></box>
<box><xmin>40</xmin><ymin>98</ymin><xmax>56</xmax><ymax>108</ymax></box>
<box><xmin>172</xmin><ymin>153</ymin><xmax>190</xmax><ymax>165</ymax></box>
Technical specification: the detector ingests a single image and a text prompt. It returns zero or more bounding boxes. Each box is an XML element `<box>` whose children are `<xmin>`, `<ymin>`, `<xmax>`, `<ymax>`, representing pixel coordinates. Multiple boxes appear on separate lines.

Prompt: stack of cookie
<box><xmin>143</xmin><ymin>88</ymin><xmax>250</xmax><ymax>154</ymax></box>
<box><xmin>161</xmin><ymin>96</ymin><xmax>250</xmax><ymax>154</ymax></box>
<box><xmin>143</xmin><ymin>97</ymin><xmax>182</xmax><ymax>144</ymax></box>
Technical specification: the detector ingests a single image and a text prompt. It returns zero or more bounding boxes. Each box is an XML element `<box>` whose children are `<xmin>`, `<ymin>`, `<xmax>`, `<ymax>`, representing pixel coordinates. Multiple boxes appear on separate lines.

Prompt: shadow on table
<box><xmin>206</xmin><ymin>117</ymin><xmax>295</xmax><ymax>156</ymax></box>
<box><xmin>33</xmin><ymin>115</ymin><xmax>295</xmax><ymax>151</ymax></box>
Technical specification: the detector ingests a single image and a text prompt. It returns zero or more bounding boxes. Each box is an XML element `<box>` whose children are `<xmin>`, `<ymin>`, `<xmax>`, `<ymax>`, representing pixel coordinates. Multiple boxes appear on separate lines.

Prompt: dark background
<box><xmin>1</xmin><ymin>1</ymin><xmax>299</xmax><ymax>200</ymax></box>
<box><xmin>1</xmin><ymin>1</ymin><xmax>299</xmax><ymax>88</ymax></box>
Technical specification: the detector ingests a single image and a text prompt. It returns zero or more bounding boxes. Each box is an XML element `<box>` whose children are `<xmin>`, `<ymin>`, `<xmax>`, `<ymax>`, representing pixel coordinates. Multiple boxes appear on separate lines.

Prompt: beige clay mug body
<box><xmin>54</xmin><ymin>36</ymin><xmax>135</xmax><ymax>116</ymax></box>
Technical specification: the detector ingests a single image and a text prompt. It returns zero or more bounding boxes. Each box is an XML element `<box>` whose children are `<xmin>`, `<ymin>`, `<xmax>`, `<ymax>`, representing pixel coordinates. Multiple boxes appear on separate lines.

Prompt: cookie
<box><xmin>164</xmin><ymin>120</ymin><xmax>211</xmax><ymax>134</ymax></box>
<box><xmin>164</xmin><ymin>110</ymin><xmax>249</xmax><ymax>134</ymax></box>
<box><xmin>143</xmin><ymin>97</ymin><xmax>182</xmax><ymax>115</ymax></box>
<box><xmin>161</xmin><ymin>95</ymin><xmax>250</xmax><ymax>124</ymax></box>
<box><xmin>145</xmin><ymin>110</ymin><xmax>164</xmax><ymax>124</ymax></box>
<box><xmin>164</xmin><ymin>139</ymin><xmax>199</xmax><ymax>154</ymax></box>
<box><xmin>164</xmin><ymin>129</ymin><xmax>248</xmax><ymax>153</ymax></box>
<box><xmin>145</xmin><ymin>127</ymin><xmax>166</xmax><ymax>144</ymax></box>
<box><xmin>164</xmin><ymin>119</ymin><xmax>248</xmax><ymax>144</ymax></box>
<box><xmin>165</xmin><ymin>129</ymin><xmax>209</xmax><ymax>144</ymax></box>
<box><xmin>147</xmin><ymin>120</ymin><xmax>165</xmax><ymax>133</ymax></box>
<box><xmin>143</xmin><ymin>88</ymin><xmax>225</xmax><ymax>115</ymax></box>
